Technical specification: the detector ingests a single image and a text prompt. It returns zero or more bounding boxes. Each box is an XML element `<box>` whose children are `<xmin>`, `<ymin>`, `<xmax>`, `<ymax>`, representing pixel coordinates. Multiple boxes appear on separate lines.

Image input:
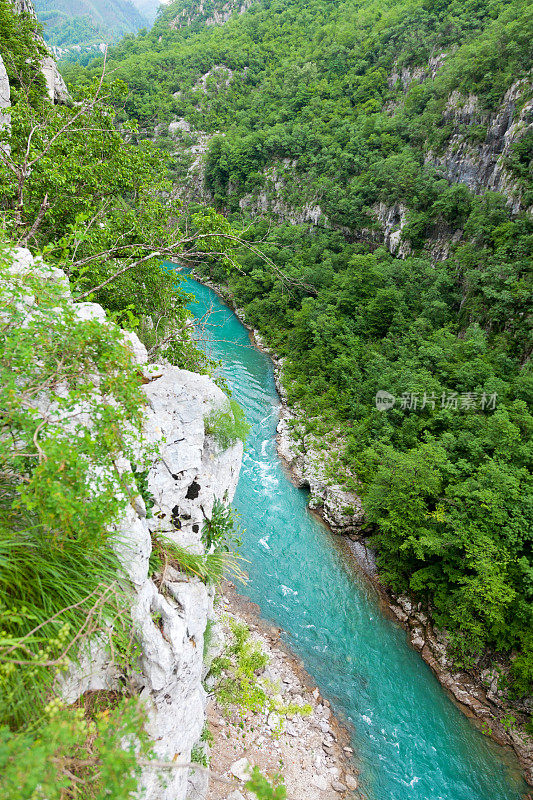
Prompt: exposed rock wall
<box><xmin>387</xmin><ymin>52</ymin><xmax>447</xmax><ymax>93</ymax></box>
<box><xmin>276</xmin><ymin>400</ymin><xmax>363</xmax><ymax>534</ymax></box>
<box><xmin>12</xmin><ymin>247</ymin><xmax>243</xmax><ymax>800</ymax></box>
<box><xmin>165</xmin><ymin>117</ymin><xmax>217</xmax><ymax>202</ymax></box>
<box><xmin>370</xmin><ymin>202</ymin><xmax>410</xmax><ymax>257</ymax></box>
<box><xmin>239</xmin><ymin>163</ymin><xmax>326</xmax><ymax>226</ymax></box>
<box><xmin>40</xmin><ymin>54</ymin><xmax>69</xmax><ymax>104</ymax></box>
<box><xmin>8</xmin><ymin>0</ymin><xmax>69</xmax><ymax>103</ymax></box>
<box><xmin>0</xmin><ymin>54</ymin><xmax>10</xmax><ymax>134</ymax></box>
<box><xmin>425</xmin><ymin>79</ymin><xmax>532</xmax><ymax>214</ymax></box>
<box><xmin>169</xmin><ymin>0</ymin><xmax>254</xmax><ymax>30</ymax></box>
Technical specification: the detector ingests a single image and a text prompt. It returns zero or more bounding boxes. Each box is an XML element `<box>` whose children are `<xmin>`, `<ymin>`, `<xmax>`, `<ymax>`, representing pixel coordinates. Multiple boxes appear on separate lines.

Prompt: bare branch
<box><xmin>20</xmin><ymin>192</ymin><xmax>49</xmax><ymax>246</ymax></box>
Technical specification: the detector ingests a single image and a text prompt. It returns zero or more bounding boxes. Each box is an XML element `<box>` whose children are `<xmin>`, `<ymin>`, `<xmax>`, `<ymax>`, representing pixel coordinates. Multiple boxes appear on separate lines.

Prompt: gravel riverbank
<box><xmin>207</xmin><ymin>581</ymin><xmax>363</xmax><ymax>800</ymax></box>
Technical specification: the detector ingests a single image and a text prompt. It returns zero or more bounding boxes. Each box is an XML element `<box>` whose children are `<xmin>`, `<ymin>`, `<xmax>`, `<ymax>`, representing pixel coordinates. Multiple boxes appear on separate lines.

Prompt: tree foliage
<box><xmin>73</xmin><ymin>0</ymin><xmax>531</xmax><ymax>690</ymax></box>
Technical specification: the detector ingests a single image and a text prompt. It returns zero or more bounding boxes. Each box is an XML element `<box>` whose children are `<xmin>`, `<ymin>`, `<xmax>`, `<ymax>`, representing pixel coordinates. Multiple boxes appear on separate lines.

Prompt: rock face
<box><xmin>126</xmin><ymin>366</ymin><xmax>242</xmax><ymax>800</ymax></box>
<box><xmin>371</xmin><ymin>202</ymin><xmax>410</xmax><ymax>257</ymax></box>
<box><xmin>169</xmin><ymin>0</ymin><xmax>254</xmax><ymax>29</ymax></box>
<box><xmin>41</xmin><ymin>54</ymin><xmax>69</xmax><ymax>104</ymax></box>
<box><xmin>239</xmin><ymin>161</ymin><xmax>326</xmax><ymax>226</ymax></box>
<box><xmin>8</xmin><ymin>0</ymin><xmax>70</xmax><ymax>104</ymax></box>
<box><xmin>11</xmin><ymin>247</ymin><xmax>243</xmax><ymax>800</ymax></box>
<box><xmin>425</xmin><ymin>79</ymin><xmax>532</xmax><ymax>213</ymax></box>
<box><xmin>388</xmin><ymin>53</ymin><xmax>447</xmax><ymax>92</ymax></box>
<box><xmin>277</xmin><ymin>408</ymin><xmax>363</xmax><ymax>533</ymax></box>
<box><xmin>0</xmin><ymin>54</ymin><xmax>10</xmax><ymax>136</ymax></box>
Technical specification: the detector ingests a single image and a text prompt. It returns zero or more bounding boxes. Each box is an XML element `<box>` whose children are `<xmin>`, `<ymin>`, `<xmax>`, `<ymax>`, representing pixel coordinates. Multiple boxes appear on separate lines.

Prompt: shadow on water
<box><xmin>175</xmin><ymin>267</ymin><xmax>529</xmax><ymax>800</ymax></box>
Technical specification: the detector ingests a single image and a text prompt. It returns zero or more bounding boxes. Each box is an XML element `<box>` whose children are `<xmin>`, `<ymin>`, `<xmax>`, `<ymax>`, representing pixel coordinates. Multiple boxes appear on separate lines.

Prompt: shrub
<box><xmin>0</xmin><ymin>697</ymin><xmax>151</xmax><ymax>800</ymax></box>
<box><xmin>204</xmin><ymin>398</ymin><xmax>249</xmax><ymax>450</ymax></box>
<box><xmin>0</xmin><ymin>249</ymin><xmax>145</xmax><ymax>727</ymax></box>
<box><xmin>202</xmin><ymin>499</ymin><xmax>242</xmax><ymax>552</ymax></box>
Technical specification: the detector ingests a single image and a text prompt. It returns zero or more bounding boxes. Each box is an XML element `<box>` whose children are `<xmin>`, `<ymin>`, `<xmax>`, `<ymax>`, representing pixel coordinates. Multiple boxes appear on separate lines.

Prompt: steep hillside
<box><xmin>93</xmin><ymin>0</ymin><xmax>531</xmax><ymax>224</ymax></box>
<box><xmin>33</xmin><ymin>0</ymin><xmax>154</xmax><ymax>59</ymax></box>
<box><xmin>68</xmin><ymin>0</ymin><xmax>533</xmax><ymax>720</ymax></box>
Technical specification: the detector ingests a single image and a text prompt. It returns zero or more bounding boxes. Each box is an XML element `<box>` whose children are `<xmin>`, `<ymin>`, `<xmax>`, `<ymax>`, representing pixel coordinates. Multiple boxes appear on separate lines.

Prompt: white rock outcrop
<box><xmin>0</xmin><ymin>54</ymin><xmax>10</xmax><ymax>133</ymax></box>
<box><xmin>41</xmin><ymin>54</ymin><xmax>70</xmax><ymax>104</ymax></box>
<box><xmin>277</xmin><ymin>410</ymin><xmax>363</xmax><ymax>532</ymax></box>
<box><xmin>425</xmin><ymin>79</ymin><xmax>533</xmax><ymax>213</ymax></box>
<box><xmin>270</xmin><ymin>356</ymin><xmax>363</xmax><ymax>533</ymax></box>
<box><xmin>9</xmin><ymin>0</ymin><xmax>69</xmax><ymax>104</ymax></box>
<box><xmin>169</xmin><ymin>0</ymin><xmax>253</xmax><ymax>29</ymax></box>
<box><xmin>8</xmin><ymin>247</ymin><xmax>243</xmax><ymax>800</ymax></box>
<box><xmin>371</xmin><ymin>201</ymin><xmax>411</xmax><ymax>257</ymax></box>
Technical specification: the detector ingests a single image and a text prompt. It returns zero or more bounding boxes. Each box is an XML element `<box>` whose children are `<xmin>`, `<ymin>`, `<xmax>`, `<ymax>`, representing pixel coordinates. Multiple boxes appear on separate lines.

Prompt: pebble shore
<box><xmin>207</xmin><ymin>582</ymin><xmax>363</xmax><ymax>800</ymax></box>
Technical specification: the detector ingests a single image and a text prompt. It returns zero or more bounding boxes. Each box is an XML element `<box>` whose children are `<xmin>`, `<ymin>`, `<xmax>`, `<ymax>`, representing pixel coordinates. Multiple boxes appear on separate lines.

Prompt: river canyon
<box><xmin>181</xmin><ymin>269</ymin><xmax>529</xmax><ymax>800</ymax></box>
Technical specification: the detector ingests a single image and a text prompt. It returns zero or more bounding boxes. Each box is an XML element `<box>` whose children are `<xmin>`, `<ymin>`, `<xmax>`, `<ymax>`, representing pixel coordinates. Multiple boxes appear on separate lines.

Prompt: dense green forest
<box><xmin>33</xmin><ymin>0</ymin><xmax>150</xmax><ymax>48</ymax></box>
<box><xmin>68</xmin><ymin>0</ymin><xmax>533</xmax><ymax>699</ymax></box>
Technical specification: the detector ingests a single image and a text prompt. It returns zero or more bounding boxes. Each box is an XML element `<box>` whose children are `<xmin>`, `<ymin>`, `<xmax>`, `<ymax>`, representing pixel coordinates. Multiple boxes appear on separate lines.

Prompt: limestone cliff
<box><xmin>11</xmin><ymin>247</ymin><xmax>243</xmax><ymax>800</ymax></box>
<box><xmin>168</xmin><ymin>0</ymin><xmax>254</xmax><ymax>30</ymax></box>
<box><xmin>162</xmin><ymin>46</ymin><xmax>530</xmax><ymax>261</ymax></box>
<box><xmin>424</xmin><ymin>79</ymin><xmax>532</xmax><ymax>214</ymax></box>
<box><xmin>7</xmin><ymin>0</ymin><xmax>69</xmax><ymax>103</ymax></box>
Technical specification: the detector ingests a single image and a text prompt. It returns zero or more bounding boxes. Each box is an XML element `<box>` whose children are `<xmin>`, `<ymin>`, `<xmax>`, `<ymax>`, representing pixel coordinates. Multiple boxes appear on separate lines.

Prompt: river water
<box><xmin>180</xmin><ymin>271</ymin><xmax>528</xmax><ymax>800</ymax></box>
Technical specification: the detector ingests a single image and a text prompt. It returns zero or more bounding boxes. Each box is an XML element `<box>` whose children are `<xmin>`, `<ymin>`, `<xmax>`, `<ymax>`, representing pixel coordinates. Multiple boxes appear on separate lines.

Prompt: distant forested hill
<box><xmin>33</xmin><ymin>0</ymin><xmax>157</xmax><ymax>49</ymax></box>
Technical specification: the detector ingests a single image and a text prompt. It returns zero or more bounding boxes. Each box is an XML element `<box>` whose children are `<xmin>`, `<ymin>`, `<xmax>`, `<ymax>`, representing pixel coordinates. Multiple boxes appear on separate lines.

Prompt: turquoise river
<box><xmin>180</xmin><ymin>270</ymin><xmax>528</xmax><ymax>800</ymax></box>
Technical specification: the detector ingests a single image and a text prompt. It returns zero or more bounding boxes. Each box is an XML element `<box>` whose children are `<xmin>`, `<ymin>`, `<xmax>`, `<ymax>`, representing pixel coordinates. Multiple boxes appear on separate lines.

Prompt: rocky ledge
<box><xmin>13</xmin><ymin>248</ymin><xmax>243</xmax><ymax>800</ymax></box>
<box><xmin>273</xmin><ymin>370</ymin><xmax>363</xmax><ymax>534</ymax></box>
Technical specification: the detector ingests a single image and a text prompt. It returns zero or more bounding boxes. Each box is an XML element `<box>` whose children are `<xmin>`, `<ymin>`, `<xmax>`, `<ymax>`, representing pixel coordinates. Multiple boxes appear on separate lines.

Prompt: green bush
<box><xmin>0</xmin><ymin>697</ymin><xmax>151</xmax><ymax>800</ymax></box>
<box><xmin>202</xmin><ymin>499</ymin><xmax>242</xmax><ymax>552</ymax></box>
<box><xmin>204</xmin><ymin>398</ymin><xmax>250</xmax><ymax>450</ymax></box>
<box><xmin>0</xmin><ymin>247</ymin><xmax>145</xmax><ymax>727</ymax></box>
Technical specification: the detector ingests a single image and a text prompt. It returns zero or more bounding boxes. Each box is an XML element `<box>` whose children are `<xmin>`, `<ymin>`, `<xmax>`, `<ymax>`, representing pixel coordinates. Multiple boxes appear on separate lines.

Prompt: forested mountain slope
<box><xmin>33</xmin><ymin>0</ymin><xmax>153</xmax><ymax>54</ymax></box>
<box><xmin>72</xmin><ymin>0</ymin><xmax>533</xmax><ymax>718</ymax></box>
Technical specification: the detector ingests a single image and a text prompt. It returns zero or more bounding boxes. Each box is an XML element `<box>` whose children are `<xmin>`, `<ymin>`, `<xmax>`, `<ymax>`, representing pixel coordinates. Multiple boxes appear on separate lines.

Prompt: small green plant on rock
<box><xmin>204</xmin><ymin>398</ymin><xmax>249</xmax><ymax>450</ymax></box>
<box><xmin>211</xmin><ymin>618</ymin><xmax>313</xmax><ymax>738</ymax></box>
<box><xmin>203</xmin><ymin>619</ymin><xmax>215</xmax><ymax>659</ymax></box>
<box><xmin>246</xmin><ymin>766</ymin><xmax>287</xmax><ymax>800</ymax></box>
<box><xmin>191</xmin><ymin>742</ymin><xmax>209</xmax><ymax>767</ymax></box>
<box><xmin>500</xmin><ymin>713</ymin><xmax>518</xmax><ymax>732</ymax></box>
<box><xmin>200</xmin><ymin>722</ymin><xmax>214</xmax><ymax>746</ymax></box>
<box><xmin>212</xmin><ymin>619</ymin><xmax>268</xmax><ymax>715</ymax></box>
<box><xmin>149</xmin><ymin>533</ymin><xmax>246</xmax><ymax>586</ymax></box>
<box><xmin>131</xmin><ymin>465</ymin><xmax>155</xmax><ymax>518</ymax></box>
<box><xmin>202</xmin><ymin>499</ymin><xmax>242</xmax><ymax>552</ymax></box>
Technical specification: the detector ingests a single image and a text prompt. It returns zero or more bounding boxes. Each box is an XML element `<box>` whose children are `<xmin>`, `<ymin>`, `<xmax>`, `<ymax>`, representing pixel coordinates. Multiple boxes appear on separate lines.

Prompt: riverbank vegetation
<box><xmin>68</xmin><ymin>0</ymin><xmax>533</xmax><ymax>700</ymax></box>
